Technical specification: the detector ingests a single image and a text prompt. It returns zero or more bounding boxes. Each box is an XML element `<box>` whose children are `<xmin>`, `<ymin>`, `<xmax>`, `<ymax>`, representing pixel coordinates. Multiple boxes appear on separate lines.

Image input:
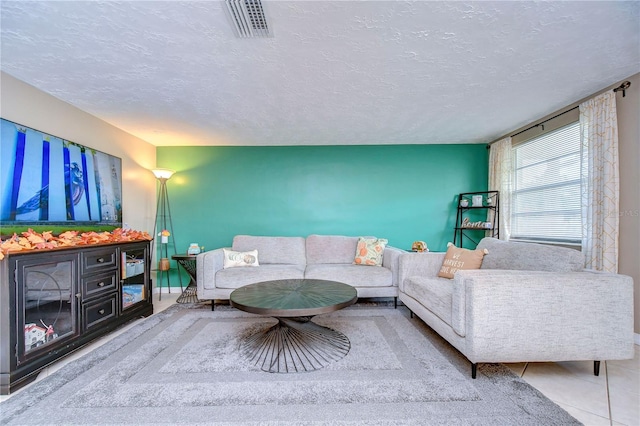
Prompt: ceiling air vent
<box><xmin>225</xmin><ymin>0</ymin><xmax>271</xmax><ymax>38</ymax></box>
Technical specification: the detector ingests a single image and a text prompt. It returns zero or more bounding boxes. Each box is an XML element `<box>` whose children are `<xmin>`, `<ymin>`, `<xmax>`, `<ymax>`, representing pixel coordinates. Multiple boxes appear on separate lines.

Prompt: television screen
<box><xmin>0</xmin><ymin>118</ymin><xmax>122</xmax><ymax>238</ymax></box>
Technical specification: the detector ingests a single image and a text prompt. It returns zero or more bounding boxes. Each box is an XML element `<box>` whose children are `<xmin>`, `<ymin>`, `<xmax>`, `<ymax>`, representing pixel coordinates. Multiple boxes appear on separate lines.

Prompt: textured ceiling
<box><xmin>1</xmin><ymin>1</ymin><xmax>639</xmax><ymax>146</ymax></box>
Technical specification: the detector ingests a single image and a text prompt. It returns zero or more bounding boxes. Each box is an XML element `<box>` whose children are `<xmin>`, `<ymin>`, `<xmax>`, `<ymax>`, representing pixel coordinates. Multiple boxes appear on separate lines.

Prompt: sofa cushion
<box><xmin>214</xmin><ymin>264</ymin><xmax>305</xmax><ymax>289</ymax></box>
<box><xmin>437</xmin><ymin>243</ymin><xmax>488</xmax><ymax>279</ymax></box>
<box><xmin>232</xmin><ymin>235</ymin><xmax>306</xmax><ymax>265</ymax></box>
<box><xmin>353</xmin><ymin>237</ymin><xmax>388</xmax><ymax>266</ymax></box>
<box><xmin>403</xmin><ymin>276</ymin><xmax>454</xmax><ymax>328</ymax></box>
<box><xmin>222</xmin><ymin>249</ymin><xmax>259</xmax><ymax>268</ymax></box>
<box><xmin>477</xmin><ymin>237</ymin><xmax>584</xmax><ymax>272</ymax></box>
<box><xmin>306</xmin><ymin>235</ymin><xmax>360</xmax><ymax>264</ymax></box>
<box><xmin>305</xmin><ymin>264</ymin><xmax>392</xmax><ymax>287</ymax></box>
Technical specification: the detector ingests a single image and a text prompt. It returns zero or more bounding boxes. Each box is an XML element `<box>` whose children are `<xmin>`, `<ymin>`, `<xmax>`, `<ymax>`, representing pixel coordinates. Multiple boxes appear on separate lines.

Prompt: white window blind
<box><xmin>511</xmin><ymin>121</ymin><xmax>581</xmax><ymax>244</ymax></box>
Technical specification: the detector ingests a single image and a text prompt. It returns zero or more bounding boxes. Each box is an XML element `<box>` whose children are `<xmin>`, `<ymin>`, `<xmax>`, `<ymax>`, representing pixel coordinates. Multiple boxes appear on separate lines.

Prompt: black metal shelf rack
<box><xmin>453</xmin><ymin>191</ymin><xmax>500</xmax><ymax>248</ymax></box>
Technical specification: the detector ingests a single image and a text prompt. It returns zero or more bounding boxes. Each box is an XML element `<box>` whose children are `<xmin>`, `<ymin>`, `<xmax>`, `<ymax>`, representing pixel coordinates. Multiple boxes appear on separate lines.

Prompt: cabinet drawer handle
<box><xmin>98</xmin><ymin>282</ymin><xmax>105</xmax><ymax>287</ymax></box>
<box><xmin>97</xmin><ymin>257</ymin><xmax>105</xmax><ymax>263</ymax></box>
<box><xmin>98</xmin><ymin>309</ymin><xmax>105</xmax><ymax>315</ymax></box>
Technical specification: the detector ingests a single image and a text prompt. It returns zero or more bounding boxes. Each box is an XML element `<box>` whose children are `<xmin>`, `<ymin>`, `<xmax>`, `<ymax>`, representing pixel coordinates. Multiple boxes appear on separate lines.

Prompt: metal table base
<box><xmin>243</xmin><ymin>316</ymin><xmax>350</xmax><ymax>373</ymax></box>
<box><xmin>172</xmin><ymin>254</ymin><xmax>202</xmax><ymax>304</ymax></box>
<box><xmin>176</xmin><ymin>282</ymin><xmax>200</xmax><ymax>304</ymax></box>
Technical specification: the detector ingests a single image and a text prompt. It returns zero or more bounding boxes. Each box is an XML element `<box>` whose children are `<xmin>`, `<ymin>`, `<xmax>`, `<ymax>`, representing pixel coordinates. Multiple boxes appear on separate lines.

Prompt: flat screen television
<box><xmin>0</xmin><ymin>118</ymin><xmax>122</xmax><ymax>238</ymax></box>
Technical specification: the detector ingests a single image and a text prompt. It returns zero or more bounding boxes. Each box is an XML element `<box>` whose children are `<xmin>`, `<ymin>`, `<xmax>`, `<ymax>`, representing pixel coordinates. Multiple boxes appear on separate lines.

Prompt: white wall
<box><xmin>0</xmin><ymin>71</ymin><xmax>156</xmax><ymax>234</ymax></box>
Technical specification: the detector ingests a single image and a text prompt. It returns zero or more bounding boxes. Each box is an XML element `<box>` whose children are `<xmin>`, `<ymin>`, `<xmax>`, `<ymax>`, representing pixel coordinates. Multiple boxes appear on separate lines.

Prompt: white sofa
<box><xmin>398</xmin><ymin>237</ymin><xmax>635</xmax><ymax>378</ymax></box>
<box><xmin>196</xmin><ymin>234</ymin><xmax>404</xmax><ymax>310</ymax></box>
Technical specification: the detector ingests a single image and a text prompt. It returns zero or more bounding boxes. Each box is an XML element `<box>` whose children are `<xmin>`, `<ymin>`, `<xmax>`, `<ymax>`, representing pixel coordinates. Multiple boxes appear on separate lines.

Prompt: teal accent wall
<box><xmin>156</xmin><ymin>145</ymin><xmax>488</xmax><ymax>269</ymax></box>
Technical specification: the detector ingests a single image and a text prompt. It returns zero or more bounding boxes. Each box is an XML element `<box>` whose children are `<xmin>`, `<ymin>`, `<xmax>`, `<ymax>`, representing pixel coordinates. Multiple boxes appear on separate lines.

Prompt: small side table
<box><xmin>171</xmin><ymin>254</ymin><xmax>201</xmax><ymax>304</ymax></box>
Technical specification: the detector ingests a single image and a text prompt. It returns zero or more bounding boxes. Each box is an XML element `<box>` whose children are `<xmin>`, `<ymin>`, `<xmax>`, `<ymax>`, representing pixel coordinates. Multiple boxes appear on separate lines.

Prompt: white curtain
<box><xmin>579</xmin><ymin>91</ymin><xmax>620</xmax><ymax>272</ymax></box>
<box><xmin>488</xmin><ymin>137</ymin><xmax>513</xmax><ymax>240</ymax></box>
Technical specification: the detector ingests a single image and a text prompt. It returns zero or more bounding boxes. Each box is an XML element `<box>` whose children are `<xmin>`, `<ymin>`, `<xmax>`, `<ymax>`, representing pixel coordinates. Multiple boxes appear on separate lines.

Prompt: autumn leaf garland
<box><xmin>0</xmin><ymin>228</ymin><xmax>152</xmax><ymax>260</ymax></box>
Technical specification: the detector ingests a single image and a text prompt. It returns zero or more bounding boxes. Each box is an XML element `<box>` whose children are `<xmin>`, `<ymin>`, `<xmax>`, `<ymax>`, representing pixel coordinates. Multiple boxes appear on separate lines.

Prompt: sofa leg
<box><xmin>394</xmin><ymin>297</ymin><xmax>397</xmax><ymax>309</ymax></box>
<box><xmin>594</xmin><ymin>361</ymin><xmax>601</xmax><ymax>376</ymax></box>
<box><xmin>211</xmin><ymin>302</ymin><xmax>215</xmax><ymax>311</ymax></box>
<box><xmin>471</xmin><ymin>363</ymin><xmax>477</xmax><ymax>379</ymax></box>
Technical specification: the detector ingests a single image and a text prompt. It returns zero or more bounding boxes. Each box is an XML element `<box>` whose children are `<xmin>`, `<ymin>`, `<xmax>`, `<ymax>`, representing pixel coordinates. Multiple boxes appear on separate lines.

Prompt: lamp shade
<box><xmin>152</xmin><ymin>168</ymin><xmax>175</xmax><ymax>180</ymax></box>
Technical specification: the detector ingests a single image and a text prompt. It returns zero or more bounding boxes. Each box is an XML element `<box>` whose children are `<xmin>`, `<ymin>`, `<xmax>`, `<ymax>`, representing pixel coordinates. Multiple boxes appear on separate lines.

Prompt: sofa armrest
<box><xmin>452</xmin><ymin>269</ymin><xmax>634</xmax><ymax>361</ymax></box>
<box><xmin>398</xmin><ymin>252</ymin><xmax>445</xmax><ymax>292</ymax></box>
<box><xmin>196</xmin><ymin>248</ymin><xmax>226</xmax><ymax>297</ymax></box>
<box><xmin>382</xmin><ymin>246</ymin><xmax>404</xmax><ymax>286</ymax></box>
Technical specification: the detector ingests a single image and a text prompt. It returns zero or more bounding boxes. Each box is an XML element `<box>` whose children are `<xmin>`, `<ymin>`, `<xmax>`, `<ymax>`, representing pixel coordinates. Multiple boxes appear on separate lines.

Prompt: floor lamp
<box><xmin>152</xmin><ymin>168</ymin><xmax>182</xmax><ymax>300</ymax></box>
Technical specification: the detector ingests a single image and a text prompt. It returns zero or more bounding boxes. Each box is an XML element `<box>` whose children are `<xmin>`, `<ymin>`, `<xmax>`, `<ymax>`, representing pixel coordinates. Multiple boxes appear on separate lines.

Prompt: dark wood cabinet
<box><xmin>0</xmin><ymin>240</ymin><xmax>152</xmax><ymax>394</ymax></box>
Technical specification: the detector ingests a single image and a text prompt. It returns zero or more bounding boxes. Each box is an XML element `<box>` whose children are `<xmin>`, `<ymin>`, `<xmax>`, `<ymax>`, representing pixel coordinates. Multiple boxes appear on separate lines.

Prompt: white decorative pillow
<box><xmin>353</xmin><ymin>237</ymin><xmax>388</xmax><ymax>266</ymax></box>
<box><xmin>223</xmin><ymin>249</ymin><xmax>259</xmax><ymax>268</ymax></box>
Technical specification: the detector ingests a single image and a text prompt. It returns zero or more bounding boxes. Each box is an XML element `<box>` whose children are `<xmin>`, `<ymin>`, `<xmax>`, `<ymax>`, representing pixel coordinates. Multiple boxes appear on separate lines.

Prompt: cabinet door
<box><xmin>120</xmin><ymin>244</ymin><xmax>149</xmax><ymax>311</ymax></box>
<box><xmin>15</xmin><ymin>252</ymin><xmax>80</xmax><ymax>363</ymax></box>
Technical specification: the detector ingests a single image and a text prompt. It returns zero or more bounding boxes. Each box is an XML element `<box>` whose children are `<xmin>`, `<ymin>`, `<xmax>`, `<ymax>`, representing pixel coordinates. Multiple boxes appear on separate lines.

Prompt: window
<box><xmin>511</xmin><ymin>121</ymin><xmax>581</xmax><ymax>244</ymax></box>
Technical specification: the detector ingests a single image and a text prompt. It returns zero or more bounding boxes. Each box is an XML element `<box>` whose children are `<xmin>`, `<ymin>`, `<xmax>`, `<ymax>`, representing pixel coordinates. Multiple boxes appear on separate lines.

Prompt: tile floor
<box><xmin>505</xmin><ymin>350</ymin><xmax>639</xmax><ymax>425</ymax></box>
<box><xmin>2</xmin><ymin>293</ymin><xmax>638</xmax><ymax>426</ymax></box>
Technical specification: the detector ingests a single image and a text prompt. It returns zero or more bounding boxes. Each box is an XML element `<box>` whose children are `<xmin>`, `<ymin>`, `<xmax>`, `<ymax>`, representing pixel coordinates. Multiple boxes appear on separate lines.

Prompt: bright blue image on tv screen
<box><xmin>0</xmin><ymin>118</ymin><xmax>122</xmax><ymax>228</ymax></box>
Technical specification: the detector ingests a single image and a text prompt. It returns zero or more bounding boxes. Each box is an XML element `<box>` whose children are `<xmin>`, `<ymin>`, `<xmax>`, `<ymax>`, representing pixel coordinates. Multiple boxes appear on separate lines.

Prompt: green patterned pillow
<box><xmin>353</xmin><ymin>237</ymin><xmax>388</xmax><ymax>266</ymax></box>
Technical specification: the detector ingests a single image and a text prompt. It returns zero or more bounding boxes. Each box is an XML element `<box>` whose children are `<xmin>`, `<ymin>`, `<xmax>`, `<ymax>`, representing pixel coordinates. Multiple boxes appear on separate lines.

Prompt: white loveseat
<box><xmin>398</xmin><ymin>237</ymin><xmax>635</xmax><ymax>378</ymax></box>
<box><xmin>196</xmin><ymin>234</ymin><xmax>404</xmax><ymax>310</ymax></box>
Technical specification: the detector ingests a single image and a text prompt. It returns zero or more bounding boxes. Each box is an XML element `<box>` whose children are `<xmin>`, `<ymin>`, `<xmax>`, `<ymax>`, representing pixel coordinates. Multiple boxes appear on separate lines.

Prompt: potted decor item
<box><xmin>159</xmin><ymin>229</ymin><xmax>170</xmax><ymax>244</ymax></box>
<box><xmin>460</xmin><ymin>199</ymin><xmax>469</xmax><ymax>207</ymax></box>
<box><xmin>188</xmin><ymin>243</ymin><xmax>201</xmax><ymax>255</ymax></box>
<box><xmin>411</xmin><ymin>241</ymin><xmax>429</xmax><ymax>252</ymax></box>
<box><xmin>159</xmin><ymin>258</ymin><xmax>170</xmax><ymax>271</ymax></box>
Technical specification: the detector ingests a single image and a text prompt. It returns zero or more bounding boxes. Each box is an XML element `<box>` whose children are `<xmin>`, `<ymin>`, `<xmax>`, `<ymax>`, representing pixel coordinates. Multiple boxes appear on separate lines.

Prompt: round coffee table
<box><xmin>230</xmin><ymin>279</ymin><xmax>357</xmax><ymax>373</ymax></box>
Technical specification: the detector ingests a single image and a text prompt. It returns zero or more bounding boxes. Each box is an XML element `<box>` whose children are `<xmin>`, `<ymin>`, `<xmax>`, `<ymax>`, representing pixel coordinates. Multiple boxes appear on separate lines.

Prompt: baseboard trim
<box><xmin>152</xmin><ymin>287</ymin><xmax>184</xmax><ymax>294</ymax></box>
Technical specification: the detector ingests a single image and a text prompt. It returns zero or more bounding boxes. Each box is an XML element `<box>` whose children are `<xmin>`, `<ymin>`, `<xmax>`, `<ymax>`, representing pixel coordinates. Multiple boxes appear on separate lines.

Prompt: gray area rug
<box><xmin>1</xmin><ymin>303</ymin><xmax>581</xmax><ymax>425</ymax></box>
